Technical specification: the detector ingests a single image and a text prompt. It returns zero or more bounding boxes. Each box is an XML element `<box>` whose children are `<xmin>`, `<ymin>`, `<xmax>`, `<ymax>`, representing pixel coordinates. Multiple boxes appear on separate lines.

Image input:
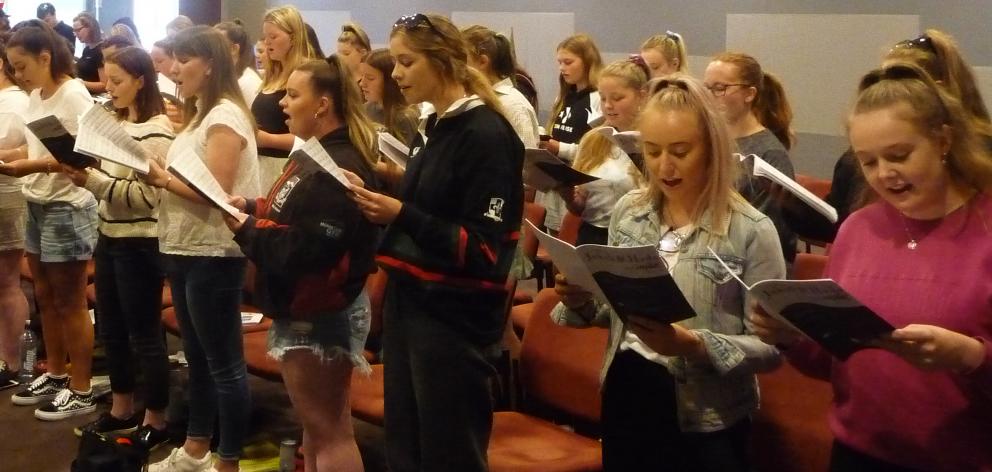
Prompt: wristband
<box><xmin>163</xmin><ymin>175</ymin><xmax>173</xmax><ymax>190</ymax></box>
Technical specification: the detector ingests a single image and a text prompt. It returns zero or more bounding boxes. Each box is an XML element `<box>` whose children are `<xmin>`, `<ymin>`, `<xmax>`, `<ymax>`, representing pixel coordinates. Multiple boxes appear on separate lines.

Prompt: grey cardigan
<box><xmin>551</xmin><ymin>188</ymin><xmax>785</xmax><ymax>432</ymax></box>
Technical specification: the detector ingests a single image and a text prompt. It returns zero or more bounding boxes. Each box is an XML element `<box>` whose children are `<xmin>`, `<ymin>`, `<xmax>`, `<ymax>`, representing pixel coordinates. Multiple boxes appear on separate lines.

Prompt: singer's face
<box><xmin>171</xmin><ymin>54</ymin><xmax>210</xmax><ymax>99</ymax></box>
<box><xmin>358</xmin><ymin>62</ymin><xmax>384</xmax><ymax>104</ymax></box>
<box><xmin>105</xmin><ymin>62</ymin><xmax>143</xmax><ymax>110</ymax></box>
<box><xmin>280</xmin><ymin>70</ymin><xmax>323</xmax><ymax>139</ymax></box>
<box><xmin>263</xmin><ymin>21</ymin><xmax>291</xmax><ymax>62</ymax></box>
<box><xmin>6</xmin><ymin>46</ymin><xmax>48</xmax><ymax>91</ymax></box>
<box><xmin>640</xmin><ymin>107</ymin><xmax>709</xmax><ymax>208</ymax></box>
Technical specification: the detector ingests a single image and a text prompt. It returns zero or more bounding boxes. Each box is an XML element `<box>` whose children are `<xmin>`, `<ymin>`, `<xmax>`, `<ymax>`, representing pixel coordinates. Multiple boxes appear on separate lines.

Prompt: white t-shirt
<box><xmin>21</xmin><ymin>79</ymin><xmax>97</xmax><ymax>207</ymax></box>
<box><xmin>578</xmin><ymin>144</ymin><xmax>637</xmax><ymax>228</ymax></box>
<box><xmin>238</xmin><ymin>68</ymin><xmax>263</xmax><ymax>108</ymax></box>
<box><xmin>0</xmin><ymin>86</ymin><xmax>30</xmax><ymax>194</ymax></box>
<box><xmin>493</xmin><ymin>77</ymin><xmax>539</xmax><ymax>148</ymax></box>
<box><xmin>158</xmin><ymin>99</ymin><xmax>261</xmax><ymax>257</ymax></box>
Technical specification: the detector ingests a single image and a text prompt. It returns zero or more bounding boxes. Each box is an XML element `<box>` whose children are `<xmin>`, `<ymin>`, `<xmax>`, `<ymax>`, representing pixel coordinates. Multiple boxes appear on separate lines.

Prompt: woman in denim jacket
<box><xmin>553</xmin><ymin>75</ymin><xmax>785</xmax><ymax>472</ymax></box>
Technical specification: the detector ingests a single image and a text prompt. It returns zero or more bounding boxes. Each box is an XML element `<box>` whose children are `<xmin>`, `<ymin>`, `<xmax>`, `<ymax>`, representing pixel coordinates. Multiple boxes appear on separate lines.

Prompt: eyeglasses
<box><xmin>893</xmin><ymin>34</ymin><xmax>937</xmax><ymax>56</ymax></box>
<box><xmin>393</xmin><ymin>13</ymin><xmax>441</xmax><ymax>36</ymax></box>
<box><xmin>705</xmin><ymin>83</ymin><xmax>749</xmax><ymax>97</ymax></box>
<box><xmin>73</xmin><ymin>26</ymin><xmax>88</xmax><ymax>33</ymax></box>
<box><xmin>658</xmin><ymin>229</ymin><xmax>686</xmax><ymax>253</ymax></box>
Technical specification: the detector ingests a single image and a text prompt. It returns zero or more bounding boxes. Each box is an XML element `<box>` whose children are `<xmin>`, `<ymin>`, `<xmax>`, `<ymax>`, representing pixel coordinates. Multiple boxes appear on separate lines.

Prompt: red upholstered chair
<box><xmin>489</xmin><ymin>288</ymin><xmax>606</xmax><ymax>472</ymax></box>
<box><xmin>795</xmin><ymin>174</ymin><xmax>834</xmax><ymax>252</ymax></box>
<box><xmin>750</xmin><ymin>252</ymin><xmax>833</xmax><ymax>472</ymax></box>
<box><xmin>792</xmin><ymin>253</ymin><xmax>828</xmax><ymax>280</ymax></box>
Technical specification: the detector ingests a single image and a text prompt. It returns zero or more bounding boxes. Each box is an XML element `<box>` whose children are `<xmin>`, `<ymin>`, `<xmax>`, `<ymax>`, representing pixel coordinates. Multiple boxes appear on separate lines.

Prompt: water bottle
<box><xmin>19</xmin><ymin>322</ymin><xmax>38</xmax><ymax>383</ymax></box>
<box><xmin>278</xmin><ymin>438</ymin><xmax>298</xmax><ymax>472</ymax></box>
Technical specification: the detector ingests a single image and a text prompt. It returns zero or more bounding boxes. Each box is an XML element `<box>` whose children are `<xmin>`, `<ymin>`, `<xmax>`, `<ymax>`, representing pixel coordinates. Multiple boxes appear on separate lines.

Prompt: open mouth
<box><xmin>661</xmin><ymin>178</ymin><xmax>683</xmax><ymax>187</ymax></box>
<box><xmin>887</xmin><ymin>183</ymin><xmax>912</xmax><ymax>195</ymax></box>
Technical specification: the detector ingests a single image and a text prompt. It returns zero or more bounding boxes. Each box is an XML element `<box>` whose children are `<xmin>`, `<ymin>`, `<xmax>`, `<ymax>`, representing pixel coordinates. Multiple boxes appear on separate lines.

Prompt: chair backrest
<box><xmin>796</xmin><ymin>174</ymin><xmax>832</xmax><ymax>200</ymax></box>
<box><xmin>793</xmin><ymin>253</ymin><xmax>828</xmax><ymax>280</ymax></box>
<box><xmin>521</xmin><ymin>202</ymin><xmax>547</xmax><ymax>260</ymax></box>
<box><xmin>558</xmin><ymin>211</ymin><xmax>583</xmax><ymax>245</ymax></box>
<box><xmin>518</xmin><ymin>288</ymin><xmax>608</xmax><ymax>424</ymax></box>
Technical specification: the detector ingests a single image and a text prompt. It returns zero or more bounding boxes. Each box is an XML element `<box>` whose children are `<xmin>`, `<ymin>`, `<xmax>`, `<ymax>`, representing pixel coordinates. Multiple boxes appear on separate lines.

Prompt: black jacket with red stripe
<box><xmin>377</xmin><ymin>98</ymin><xmax>524</xmax><ymax>345</ymax></box>
<box><xmin>233</xmin><ymin>127</ymin><xmax>380</xmax><ymax>321</ymax></box>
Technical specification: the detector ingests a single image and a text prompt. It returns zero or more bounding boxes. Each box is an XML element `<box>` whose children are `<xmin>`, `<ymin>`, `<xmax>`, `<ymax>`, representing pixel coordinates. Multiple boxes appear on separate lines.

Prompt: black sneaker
<box><xmin>73</xmin><ymin>411</ymin><xmax>141</xmax><ymax>437</ymax></box>
<box><xmin>11</xmin><ymin>373</ymin><xmax>69</xmax><ymax>405</ymax></box>
<box><xmin>34</xmin><ymin>388</ymin><xmax>97</xmax><ymax>421</ymax></box>
<box><xmin>130</xmin><ymin>423</ymin><xmax>171</xmax><ymax>452</ymax></box>
<box><xmin>0</xmin><ymin>361</ymin><xmax>19</xmax><ymax>391</ymax></box>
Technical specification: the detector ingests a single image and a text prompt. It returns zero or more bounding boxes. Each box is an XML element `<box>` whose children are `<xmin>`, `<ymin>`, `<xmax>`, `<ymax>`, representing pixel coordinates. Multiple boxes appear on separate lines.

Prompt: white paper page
<box><xmin>297</xmin><ymin>137</ymin><xmax>350</xmax><ymax>187</ymax></box>
<box><xmin>241</xmin><ymin>312</ymin><xmax>263</xmax><ymax>325</ymax></box>
<box><xmin>739</xmin><ymin>153</ymin><xmax>838</xmax><ymax>223</ymax></box>
<box><xmin>595</xmin><ymin>127</ymin><xmax>641</xmax><ymax>155</ymax></box>
<box><xmin>587</xmin><ymin>110</ymin><xmax>605</xmax><ymax>127</ymax></box>
<box><xmin>290</xmin><ymin>136</ymin><xmax>305</xmax><ymax>154</ymax></box>
<box><xmin>377</xmin><ymin>131</ymin><xmax>409</xmax><ymax>169</ymax></box>
<box><xmin>525</xmin><ymin>219</ymin><xmax>606</xmax><ymax>301</ymax></box>
<box><xmin>168</xmin><ymin>150</ymin><xmax>246</xmax><ymax>222</ymax></box>
<box><xmin>577</xmin><ymin>244</ymin><xmax>669</xmax><ymax>280</ymax></box>
<box><xmin>74</xmin><ymin>105</ymin><xmax>150</xmax><ymax>173</ymax></box>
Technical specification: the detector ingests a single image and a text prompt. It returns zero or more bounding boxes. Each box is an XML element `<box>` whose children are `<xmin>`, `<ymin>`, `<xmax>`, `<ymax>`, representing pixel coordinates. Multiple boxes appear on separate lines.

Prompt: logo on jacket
<box><xmin>483</xmin><ymin>198</ymin><xmax>504</xmax><ymax>222</ymax></box>
<box><xmin>272</xmin><ymin>176</ymin><xmax>301</xmax><ymax>212</ymax></box>
<box><xmin>559</xmin><ymin>106</ymin><xmax>572</xmax><ymax>123</ymax></box>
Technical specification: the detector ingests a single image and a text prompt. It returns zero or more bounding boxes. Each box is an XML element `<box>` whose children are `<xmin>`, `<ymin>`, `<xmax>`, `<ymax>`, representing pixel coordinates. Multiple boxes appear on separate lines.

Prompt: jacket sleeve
<box><xmin>691</xmin><ymin>216</ymin><xmax>786</xmax><ymax>376</ymax></box>
<box><xmin>81</xmin><ymin>135</ymin><xmax>171</xmax><ymax>210</ymax></box>
<box><xmin>391</xmin><ymin>129</ymin><xmax>522</xmax><ymax>275</ymax></box>
<box><xmin>233</xmin><ymin>174</ymin><xmax>360</xmax><ymax>277</ymax></box>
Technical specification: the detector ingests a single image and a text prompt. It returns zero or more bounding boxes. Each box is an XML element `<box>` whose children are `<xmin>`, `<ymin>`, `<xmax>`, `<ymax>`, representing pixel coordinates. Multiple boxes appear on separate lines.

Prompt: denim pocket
<box><xmin>697</xmin><ymin>254</ymin><xmax>744</xmax><ymax>285</ymax></box>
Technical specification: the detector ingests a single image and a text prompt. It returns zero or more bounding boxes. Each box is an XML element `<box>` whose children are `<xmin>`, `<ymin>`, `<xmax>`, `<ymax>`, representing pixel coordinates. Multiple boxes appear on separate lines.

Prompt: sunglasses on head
<box><xmin>665</xmin><ymin>30</ymin><xmax>681</xmax><ymax>43</ymax></box>
<box><xmin>393</xmin><ymin>13</ymin><xmax>441</xmax><ymax>36</ymax></box>
<box><xmin>893</xmin><ymin>34</ymin><xmax>937</xmax><ymax>55</ymax></box>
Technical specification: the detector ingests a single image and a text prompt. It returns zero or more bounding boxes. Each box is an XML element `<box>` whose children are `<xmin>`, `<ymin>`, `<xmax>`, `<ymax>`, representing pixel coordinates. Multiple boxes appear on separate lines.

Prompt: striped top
<box><xmin>83</xmin><ymin>114</ymin><xmax>175</xmax><ymax>239</ymax></box>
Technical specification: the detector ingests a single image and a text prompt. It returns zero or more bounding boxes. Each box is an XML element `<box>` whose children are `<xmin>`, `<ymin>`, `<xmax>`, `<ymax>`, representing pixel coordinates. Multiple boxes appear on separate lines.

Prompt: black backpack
<box><xmin>70</xmin><ymin>430</ymin><xmax>148</xmax><ymax>472</ymax></box>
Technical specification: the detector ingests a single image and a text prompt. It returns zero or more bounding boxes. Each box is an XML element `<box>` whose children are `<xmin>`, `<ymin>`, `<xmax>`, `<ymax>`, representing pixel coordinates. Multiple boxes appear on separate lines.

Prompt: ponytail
<box><xmin>754</xmin><ymin>72</ymin><xmax>794</xmax><ymax>150</ymax></box>
<box><xmin>297</xmin><ymin>57</ymin><xmax>378</xmax><ymax>166</ymax></box>
<box><xmin>713</xmin><ymin>52</ymin><xmax>794</xmax><ymax>149</ymax></box>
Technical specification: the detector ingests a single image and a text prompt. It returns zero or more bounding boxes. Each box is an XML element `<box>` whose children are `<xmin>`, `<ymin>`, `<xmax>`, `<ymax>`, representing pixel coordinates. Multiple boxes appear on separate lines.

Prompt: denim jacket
<box><xmin>551</xmin><ymin>188</ymin><xmax>785</xmax><ymax>432</ymax></box>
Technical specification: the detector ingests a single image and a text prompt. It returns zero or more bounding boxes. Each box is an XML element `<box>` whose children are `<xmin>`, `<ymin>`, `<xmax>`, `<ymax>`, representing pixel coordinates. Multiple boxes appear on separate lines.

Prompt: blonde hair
<box><xmin>639</xmin><ymin>75</ymin><xmax>743</xmax><ymax>233</ymax></box>
<box><xmin>885</xmin><ymin>28</ymin><xmax>992</xmax><ymax>138</ymax></box>
<box><xmin>261</xmin><ymin>5</ymin><xmax>317</xmax><ymax>91</ymax></box>
<box><xmin>851</xmin><ymin>62</ymin><xmax>992</xmax><ymax>193</ymax></box>
<box><xmin>712</xmin><ymin>52</ymin><xmax>794</xmax><ymax>150</ymax></box>
<box><xmin>338</xmin><ymin>22</ymin><xmax>370</xmax><ymax>53</ymax></box>
<box><xmin>547</xmin><ymin>34</ymin><xmax>603</xmax><ymax>130</ymax></box>
<box><xmin>574</xmin><ymin>60</ymin><xmax>648</xmax><ymax>174</ymax></box>
<box><xmin>389</xmin><ymin>14</ymin><xmax>505</xmax><ymax>119</ymax></box>
<box><xmin>640</xmin><ymin>31</ymin><xmax>687</xmax><ymax>73</ymax></box>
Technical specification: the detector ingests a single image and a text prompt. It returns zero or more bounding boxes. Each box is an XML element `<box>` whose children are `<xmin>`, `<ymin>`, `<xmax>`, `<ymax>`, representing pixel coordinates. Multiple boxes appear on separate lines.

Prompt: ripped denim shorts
<box><xmin>267</xmin><ymin>291</ymin><xmax>371</xmax><ymax>375</ymax></box>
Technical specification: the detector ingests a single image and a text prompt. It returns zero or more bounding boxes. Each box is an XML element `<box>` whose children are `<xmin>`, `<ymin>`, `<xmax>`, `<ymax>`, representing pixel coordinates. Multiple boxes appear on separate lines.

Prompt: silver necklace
<box><xmin>902</xmin><ymin>219</ymin><xmax>919</xmax><ymax>250</ymax></box>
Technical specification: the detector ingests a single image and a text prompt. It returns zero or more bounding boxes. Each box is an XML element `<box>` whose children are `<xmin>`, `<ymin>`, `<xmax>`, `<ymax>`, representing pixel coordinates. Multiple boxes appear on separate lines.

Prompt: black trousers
<box><xmin>381</xmin><ymin>282</ymin><xmax>499</xmax><ymax>472</ymax></box>
<box><xmin>94</xmin><ymin>235</ymin><xmax>169</xmax><ymax>410</ymax></box>
<box><xmin>829</xmin><ymin>440</ymin><xmax>925</xmax><ymax>472</ymax></box>
<box><xmin>602</xmin><ymin>349</ymin><xmax>751</xmax><ymax>472</ymax></box>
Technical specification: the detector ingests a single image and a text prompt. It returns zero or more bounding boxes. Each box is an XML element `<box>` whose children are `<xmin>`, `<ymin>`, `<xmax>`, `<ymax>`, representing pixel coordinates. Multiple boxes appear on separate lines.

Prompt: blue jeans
<box><xmin>165</xmin><ymin>255</ymin><xmax>249</xmax><ymax>461</ymax></box>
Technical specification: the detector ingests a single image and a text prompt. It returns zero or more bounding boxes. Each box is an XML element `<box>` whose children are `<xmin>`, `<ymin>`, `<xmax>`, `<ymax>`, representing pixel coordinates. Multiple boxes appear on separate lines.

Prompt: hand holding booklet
<box><xmin>736</xmin><ymin>153</ymin><xmax>838</xmax><ymax>223</ymax></box>
<box><xmin>595</xmin><ymin>127</ymin><xmax>641</xmax><ymax>155</ymax></box>
<box><xmin>523</xmin><ymin>148</ymin><xmax>599</xmax><ymax>191</ymax></box>
<box><xmin>167</xmin><ymin>150</ymin><xmax>246</xmax><ymax>223</ymax></box>
<box><xmin>377</xmin><ymin>131</ymin><xmax>409</xmax><ymax>169</ymax></box>
<box><xmin>526</xmin><ymin>220</ymin><xmax>695</xmax><ymax>324</ymax></box>
<box><xmin>290</xmin><ymin>136</ymin><xmax>351</xmax><ymax>188</ymax></box>
<box><xmin>26</xmin><ymin>115</ymin><xmax>97</xmax><ymax>169</ymax></box>
<box><xmin>74</xmin><ymin>104</ymin><xmax>151</xmax><ymax>173</ymax></box>
<box><xmin>706</xmin><ymin>248</ymin><xmax>894</xmax><ymax>359</ymax></box>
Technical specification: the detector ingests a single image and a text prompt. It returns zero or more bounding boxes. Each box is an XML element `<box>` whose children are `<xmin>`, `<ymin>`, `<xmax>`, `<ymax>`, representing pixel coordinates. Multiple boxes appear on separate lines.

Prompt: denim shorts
<box><xmin>267</xmin><ymin>291</ymin><xmax>371</xmax><ymax>374</ymax></box>
<box><xmin>0</xmin><ymin>191</ymin><xmax>26</xmax><ymax>252</ymax></box>
<box><xmin>24</xmin><ymin>200</ymin><xmax>99</xmax><ymax>262</ymax></box>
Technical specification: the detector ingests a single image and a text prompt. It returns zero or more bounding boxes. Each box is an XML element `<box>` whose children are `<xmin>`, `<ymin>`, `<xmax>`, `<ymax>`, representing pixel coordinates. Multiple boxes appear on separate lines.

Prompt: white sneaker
<box><xmin>147</xmin><ymin>446</ymin><xmax>214</xmax><ymax>472</ymax></box>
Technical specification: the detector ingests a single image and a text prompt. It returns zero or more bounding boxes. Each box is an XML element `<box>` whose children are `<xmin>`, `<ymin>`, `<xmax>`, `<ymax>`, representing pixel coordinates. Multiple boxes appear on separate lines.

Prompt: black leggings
<box><xmin>601</xmin><ymin>349</ymin><xmax>751</xmax><ymax>472</ymax></box>
<box><xmin>94</xmin><ymin>235</ymin><xmax>169</xmax><ymax>410</ymax></box>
